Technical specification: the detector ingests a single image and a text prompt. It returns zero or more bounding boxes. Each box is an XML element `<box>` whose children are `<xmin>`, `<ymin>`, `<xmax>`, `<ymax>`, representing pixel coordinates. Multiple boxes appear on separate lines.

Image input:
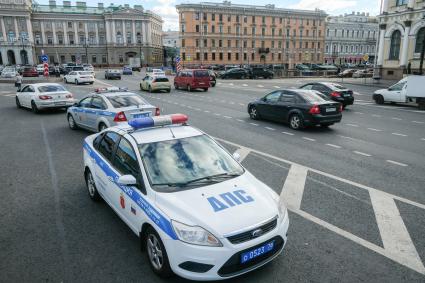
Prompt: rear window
<box><xmin>298</xmin><ymin>91</ymin><xmax>330</xmax><ymax>103</ymax></box>
<box><xmin>38</xmin><ymin>85</ymin><xmax>67</xmax><ymax>93</ymax></box>
<box><xmin>73</xmin><ymin>67</ymin><xmax>84</xmax><ymax>71</ymax></box>
<box><xmin>107</xmin><ymin>95</ymin><xmax>149</xmax><ymax>108</ymax></box>
<box><xmin>194</xmin><ymin>70</ymin><xmax>209</xmax><ymax>77</ymax></box>
<box><xmin>79</xmin><ymin>71</ymin><xmax>92</xmax><ymax>75</ymax></box>
<box><xmin>154</xmin><ymin>77</ymin><xmax>169</xmax><ymax>82</ymax></box>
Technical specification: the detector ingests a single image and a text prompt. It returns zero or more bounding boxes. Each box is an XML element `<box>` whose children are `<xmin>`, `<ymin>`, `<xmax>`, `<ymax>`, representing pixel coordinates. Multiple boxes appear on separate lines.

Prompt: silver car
<box><xmin>67</xmin><ymin>88</ymin><xmax>159</xmax><ymax>132</ymax></box>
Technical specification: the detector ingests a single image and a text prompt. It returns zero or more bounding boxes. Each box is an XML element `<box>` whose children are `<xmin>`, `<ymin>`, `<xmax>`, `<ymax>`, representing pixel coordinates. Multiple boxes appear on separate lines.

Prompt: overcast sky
<box><xmin>38</xmin><ymin>0</ymin><xmax>381</xmax><ymax>31</ymax></box>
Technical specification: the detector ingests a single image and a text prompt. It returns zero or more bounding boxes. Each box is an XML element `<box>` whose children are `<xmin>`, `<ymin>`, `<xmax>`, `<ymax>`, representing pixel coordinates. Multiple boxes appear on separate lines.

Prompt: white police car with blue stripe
<box><xmin>83</xmin><ymin>114</ymin><xmax>289</xmax><ymax>280</ymax></box>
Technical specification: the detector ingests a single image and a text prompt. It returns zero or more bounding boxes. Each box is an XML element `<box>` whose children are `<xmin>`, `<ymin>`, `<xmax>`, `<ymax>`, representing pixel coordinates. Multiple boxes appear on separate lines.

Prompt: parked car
<box><xmin>174</xmin><ymin>69</ymin><xmax>210</xmax><ymax>91</ymax></box>
<box><xmin>64</xmin><ymin>65</ymin><xmax>84</xmax><ymax>75</ymax></box>
<box><xmin>1</xmin><ymin>68</ymin><xmax>17</xmax><ymax>78</ymax></box>
<box><xmin>36</xmin><ymin>64</ymin><xmax>44</xmax><ymax>75</ymax></box>
<box><xmin>22</xmin><ymin>67</ymin><xmax>39</xmax><ymax>77</ymax></box>
<box><xmin>140</xmin><ymin>75</ymin><xmax>171</xmax><ymax>92</ymax></box>
<box><xmin>352</xmin><ymin>69</ymin><xmax>373</xmax><ymax>78</ymax></box>
<box><xmin>299</xmin><ymin>82</ymin><xmax>354</xmax><ymax>108</ymax></box>
<box><xmin>104</xmin><ymin>69</ymin><xmax>122</xmax><ymax>80</ymax></box>
<box><xmin>146</xmin><ymin>68</ymin><xmax>165</xmax><ymax>77</ymax></box>
<box><xmin>208</xmin><ymin>70</ymin><xmax>216</xmax><ymax>87</ymax></box>
<box><xmin>220</xmin><ymin>68</ymin><xmax>249</xmax><ymax>79</ymax></box>
<box><xmin>82</xmin><ymin>64</ymin><xmax>94</xmax><ymax>71</ymax></box>
<box><xmin>15</xmin><ymin>83</ymin><xmax>74</xmax><ymax>113</ymax></box>
<box><xmin>247</xmin><ymin>67</ymin><xmax>274</xmax><ymax>79</ymax></box>
<box><xmin>122</xmin><ymin>66</ymin><xmax>133</xmax><ymax>75</ymax></box>
<box><xmin>248</xmin><ymin>89</ymin><xmax>342</xmax><ymax>130</ymax></box>
<box><xmin>338</xmin><ymin>69</ymin><xmax>357</xmax><ymax>78</ymax></box>
<box><xmin>64</xmin><ymin>71</ymin><xmax>95</xmax><ymax>85</ymax></box>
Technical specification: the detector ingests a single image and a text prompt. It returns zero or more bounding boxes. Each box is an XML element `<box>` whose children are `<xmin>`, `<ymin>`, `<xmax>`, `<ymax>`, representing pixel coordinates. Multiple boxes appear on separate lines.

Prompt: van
<box><xmin>174</xmin><ymin>69</ymin><xmax>210</xmax><ymax>92</ymax></box>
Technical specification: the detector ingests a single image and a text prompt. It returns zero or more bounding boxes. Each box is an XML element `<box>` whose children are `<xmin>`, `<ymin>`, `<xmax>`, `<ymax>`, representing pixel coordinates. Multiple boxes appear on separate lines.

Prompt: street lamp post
<box><xmin>84</xmin><ymin>38</ymin><xmax>89</xmax><ymax>64</ymax></box>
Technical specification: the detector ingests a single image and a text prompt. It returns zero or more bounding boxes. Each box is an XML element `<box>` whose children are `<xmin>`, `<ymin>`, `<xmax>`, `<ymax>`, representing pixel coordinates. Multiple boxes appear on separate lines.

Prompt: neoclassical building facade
<box><xmin>0</xmin><ymin>0</ymin><xmax>163</xmax><ymax>66</ymax></box>
<box><xmin>377</xmin><ymin>0</ymin><xmax>425</xmax><ymax>79</ymax></box>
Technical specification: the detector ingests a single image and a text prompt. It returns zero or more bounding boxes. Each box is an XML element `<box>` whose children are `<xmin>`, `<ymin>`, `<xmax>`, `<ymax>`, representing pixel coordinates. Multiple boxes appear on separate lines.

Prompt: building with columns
<box><xmin>376</xmin><ymin>0</ymin><xmax>425</xmax><ymax>79</ymax></box>
<box><xmin>0</xmin><ymin>0</ymin><xmax>163</xmax><ymax>66</ymax></box>
<box><xmin>176</xmin><ymin>1</ymin><xmax>327</xmax><ymax>68</ymax></box>
<box><xmin>324</xmin><ymin>12</ymin><xmax>378</xmax><ymax>65</ymax></box>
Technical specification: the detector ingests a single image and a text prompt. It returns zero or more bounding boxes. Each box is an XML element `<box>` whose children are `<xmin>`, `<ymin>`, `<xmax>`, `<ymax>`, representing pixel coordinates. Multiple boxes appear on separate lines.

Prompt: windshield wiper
<box><xmin>152</xmin><ymin>172</ymin><xmax>242</xmax><ymax>188</ymax></box>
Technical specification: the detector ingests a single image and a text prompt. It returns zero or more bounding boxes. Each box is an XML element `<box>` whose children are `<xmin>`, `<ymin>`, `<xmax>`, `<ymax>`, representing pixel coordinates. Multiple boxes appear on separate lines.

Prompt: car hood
<box><xmin>374</xmin><ymin>88</ymin><xmax>386</xmax><ymax>94</ymax></box>
<box><xmin>155</xmin><ymin>171</ymin><xmax>279</xmax><ymax>238</ymax></box>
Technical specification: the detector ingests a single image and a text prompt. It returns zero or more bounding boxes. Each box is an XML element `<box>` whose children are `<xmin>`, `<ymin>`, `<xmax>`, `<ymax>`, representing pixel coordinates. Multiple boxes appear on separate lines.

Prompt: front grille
<box><xmin>218</xmin><ymin>236</ymin><xmax>284</xmax><ymax>277</ymax></box>
<box><xmin>227</xmin><ymin>217</ymin><xmax>277</xmax><ymax>244</ymax></box>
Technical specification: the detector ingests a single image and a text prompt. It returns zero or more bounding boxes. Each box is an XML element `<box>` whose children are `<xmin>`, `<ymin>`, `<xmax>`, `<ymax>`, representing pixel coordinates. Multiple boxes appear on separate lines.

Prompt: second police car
<box><xmin>83</xmin><ymin>114</ymin><xmax>289</xmax><ymax>281</ymax></box>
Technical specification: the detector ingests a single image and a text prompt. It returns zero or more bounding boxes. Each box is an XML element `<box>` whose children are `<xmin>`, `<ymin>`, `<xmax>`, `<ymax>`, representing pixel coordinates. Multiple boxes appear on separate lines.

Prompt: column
<box><xmin>63</xmin><ymin>21</ymin><xmax>68</xmax><ymax>45</ymax></box>
<box><xmin>27</xmin><ymin>48</ymin><xmax>34</xmax><ymax>64</ymax></box>
<box><xmin>105</xmin><ymin>20</ymin><xmax>111</xmax><ymax>43</ymax></box>
<box><xmin>147</xmin><ymin>22</ymin><xmax>152</xmax><ymax>45</ymax></box>
<box><xmin>112</xmin><ymin>20</ymin><xmax>116</xmax><ymax>43</ymax></box>
<box><xmin>122</xmin><ymin>20</ymin><xmax>126</xmax><ymax>44</ymax></box>
<box><xmin>74</xmin><ymin>22</ymin><xmax>78</xmax><ymax>44</ymax></box>
<box><xmin>14</xmin><ymin>17</ymin><xmax>19</xmax><ymax>39</ymax></box>
<box><xmin>1</xmin><ymin>17</ymin><xmax>6</xmax><ymax>40</ymax></box>
<box><xmin>407</xmin><ymin>0</ymin><xmax>415</xmax><ymax>9</ymax></box>
<box><xmin>132</xmin><ymin>20</ymin><xmax>136</xmax><ymax>44</ymax></box>
<box><xmin>15</xmin><ymin>48</ymin><xmax>22</xmax><ymax>65</ymax></box>
<box><xmin>26</xmin><ymin>17</ymin><xmax>33</xmax><ymax>43</ymax></box>
<box><xmin>142</xmin><ymin>22</ymin><xmax>147</xmax><ymax>43</ymax></box>
<box><xmin>84</xmin><ymin>22</ymin><xmax>88</xmax><ymax>41</ymax></box>
<box><xmin>1</xmin><ymin>50</ymin><xmax>7</xmax><ymax>65</ymax></box>
<box><xmin>383</xmin><ymin>0</ymin><xmax>389</xmax><ymax>13</ymax></box>
<box><xmin>52</xmin><ymin>21</ymin><xmax>57</xmax><ymax>44</ymax></box>
<box><xmin>95</xmin><ymin>22</ymin><xmax>99</xmax><ymax>45</ymax></box>
<box><xmin>377</xmin><ymin>24</ymin><xmax>386</xmax><ymax>66</ymax></box>
<box><xmin>41</xmin><ymin>21</ymin><xmax>46</xmax><ymax>44</ymax></box>
<box><xmin>400</xmin><ymin>21</ymin><xmax>411</xmax><ymax>67</ymax></box>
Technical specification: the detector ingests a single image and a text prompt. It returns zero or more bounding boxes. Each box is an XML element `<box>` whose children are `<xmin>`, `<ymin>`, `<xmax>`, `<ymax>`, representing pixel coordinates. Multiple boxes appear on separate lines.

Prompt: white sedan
<box><xmin>64</xmin><ymin>71</ymin><xmax>95</xmax><ymax>85</ymax></box>
<box><xmin>16</xmin><ymin>83</ymin><xmax>75</xmax><ymax>113</ymax></box>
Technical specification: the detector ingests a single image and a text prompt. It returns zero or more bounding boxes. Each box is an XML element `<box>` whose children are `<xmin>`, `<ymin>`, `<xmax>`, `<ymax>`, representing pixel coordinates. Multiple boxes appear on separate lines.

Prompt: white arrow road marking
<box><xmin>386</xmin><ymin>160</ymin><xmax>408</xmax><ymax>167</ymax></box>
<box><xmin>281</xmin><ymin>164</ymin><xmax>308</xmax><ymax>210</ymax></box>
<box><xmin>234</xmin><ymin>146</ymin><xmax>251</xmax><ymax>163</ymax></box>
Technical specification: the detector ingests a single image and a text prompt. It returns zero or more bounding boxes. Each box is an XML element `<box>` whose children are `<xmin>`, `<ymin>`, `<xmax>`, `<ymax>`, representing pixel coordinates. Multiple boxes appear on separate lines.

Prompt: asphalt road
<box><xmin>0</xmin><ymin>73</ymin><xmax>424</xmax><ymax>282</ymax></box>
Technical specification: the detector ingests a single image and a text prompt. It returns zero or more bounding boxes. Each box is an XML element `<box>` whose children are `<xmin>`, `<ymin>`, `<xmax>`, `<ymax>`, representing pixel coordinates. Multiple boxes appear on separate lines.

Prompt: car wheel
<box><xmin>212</xmin><ymin>82</ymin><xmax>216</xmax><ymax>87</ymax></box>
<box><xmin>241</xmin><ymin>75</ymin><xmax>245</xmax><ymax>80</ymax></box>
<box><xmin>374</xmin><ymin>94</ymin><xmax>384</xmax><ymax>105</ymax></box>
<box><xmin>167</xmin><ymin>89</ymin><xmax>171</xmax><ymax>93</ymax></box>
<box><xmin>174</xmin><ymin>83</ymin><xmax>179</xmax><ymax>90</ymax></box>
<box><xmin>75</xmin><ymin>79</ymin><xmax>79</xmax><ymax>85</ymax></box>
<box><xmin>249</xmin><ymin>106</ymin><xmax>260</xmax><ymax>120</ymax></box>
<box><xmin>90</xmin><ymin>82</ymin><xmax>94</xmax><ymax>85</ymax></box>
<box><xmin>140</xmin><ymin>83</ymin><xmax>143</xmax><ymax>91</ymax></box>
<box><xmin>145</xmin><ymin>227</ymin><xmax>173</xmax><ymax>278</ymax></box>
<box><xmin>85</xmin><ymin>169</ymin><xmax>101</xmax><ymax>201</ymax></box>
<box><xmin>289</xmin><ymin>114</ymin><xmax>304</xmax><ymax>130</ymax></box>
<box><xmin>320</xmin><ymin>123</ymin><xmax>334</xmax><ymax>128</ymax></box>
<box><xmin>187</xmin><ymin>85</ymin><xmax>192</xmax><ymax>92</ymax></box>
<box><xmin>68</xmin><ymin>114</ymin><xmax>78</xmax><ymax>130</ymax></box>
<box><xmin>204</xmin><ymin>88</ymin><xmax>208</xmax><ymax>92</ymax></box>
<box><xmin>149</xmin><ymin>86</ymin><xmax>153</xmax><ymax>93</ymax></box>
<box><xmin>98</xmin><ymin>123</ymin><xmax>107</xmax><ymax>132</ymax></box>
<box><xmin>15</xmin><ymin>96</ymin><xmax>22</xmax><ymax>109</ymax></box>
<box><xmin>31</xmin><ymin>101</ymin><xmax>39</xmax><ymax>114</ymax></box>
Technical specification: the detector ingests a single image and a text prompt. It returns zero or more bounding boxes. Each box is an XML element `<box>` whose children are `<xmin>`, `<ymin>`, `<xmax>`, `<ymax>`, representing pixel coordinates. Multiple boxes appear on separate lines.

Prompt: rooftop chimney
<box><xmin>76</xmin><ymin>1</ymin><xmax>86</xmax><ymax>8</ymax></box>
<box><xmin>98</xmin><ymin>2</ymin><xmax>104</xmax><ymax>9</ymax></box>
<box><xmin>134</xmin><ymin>5</ymin><xmax>143</xmax><ymax>11</ymax></box>
<box><xmin>49</xmin><ymin>0</ymin><xmax>56</xmax><ymax>7</ymax></box>
<box><xmin>124</xmin><ymin>4</ymin><xmax>129</xmax><ymax>8</ymax></box>
<box><xmin>63</xmin><ymin>1</ymin><xmax>71</xmax><ymax>7</ymax></box>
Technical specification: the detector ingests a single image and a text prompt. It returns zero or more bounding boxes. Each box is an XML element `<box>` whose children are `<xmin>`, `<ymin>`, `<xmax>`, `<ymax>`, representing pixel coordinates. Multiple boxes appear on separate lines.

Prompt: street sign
<box><xmin>43</xmin><ymin>62</ymin><xmax>49</xmax><ymax>77</ymax></box>
<box><xmin>41</xmin><ymin>54</ymin><xmax>48</xmax><ymax>62</ymax></box>
<box><xmin>363</xmin><ymin>54</ymin><xmax>369</xmax><ymax>62</ymax></box>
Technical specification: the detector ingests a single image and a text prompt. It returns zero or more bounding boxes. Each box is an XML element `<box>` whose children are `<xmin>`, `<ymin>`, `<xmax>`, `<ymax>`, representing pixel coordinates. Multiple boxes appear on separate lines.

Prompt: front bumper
<box><xmin>164</xmin><ymin>212</ymin><xmax>289</xmax><ymax>281</ymax></box>
<box><xmin>36</xmin><ymin>100</ymin><xmax>75</xmax><ymax>109</ymax></box>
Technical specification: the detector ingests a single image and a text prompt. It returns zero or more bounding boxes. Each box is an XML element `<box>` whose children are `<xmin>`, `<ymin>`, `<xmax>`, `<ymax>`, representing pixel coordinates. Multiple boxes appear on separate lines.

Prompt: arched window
<box><xmin>389</xmin><ymin>30</ymin><xmax>401</xmax><ymax>60</ymax></box>
<box><xmin>414</xmin><ymin>27</ymin><xmax>425</xmax><ymax>53</ymax></box>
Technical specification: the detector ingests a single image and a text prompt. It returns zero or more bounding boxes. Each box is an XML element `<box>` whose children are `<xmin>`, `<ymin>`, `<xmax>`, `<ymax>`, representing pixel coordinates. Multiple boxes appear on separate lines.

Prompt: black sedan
<box><xmin>220</xmin><ymin>68</ymin><xmax>249</xmax><ymax>79</ymax></box>
<box><xmin>248</xmin><ymin>89</ymin><xmax>342</xmax><ymax>130</ymax></box>
<box><xmin>299</xmin><ymin>82</ymin><xmax>354</xmax><ymax>108</ymax></box>
<box><xmin>104</xmin><ymin>69</ymin><xmax>122</xmax><ymax>80</ymax></box>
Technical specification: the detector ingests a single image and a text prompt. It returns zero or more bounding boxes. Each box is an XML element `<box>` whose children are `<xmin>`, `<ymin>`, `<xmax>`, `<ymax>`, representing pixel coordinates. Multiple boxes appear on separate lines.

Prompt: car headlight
<box><xmin>271</xmin><ymin>192</ymin><xmax>287</xmax><ymax>223</ymax></box>
<box><xmin>171</xmin><ymin>220</ymin><xmax>223</xmax><ymax>247</ymax></box>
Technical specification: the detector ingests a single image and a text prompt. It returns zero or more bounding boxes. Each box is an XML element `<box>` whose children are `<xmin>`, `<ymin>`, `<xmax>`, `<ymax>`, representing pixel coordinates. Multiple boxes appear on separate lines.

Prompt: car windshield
<box><xmin>73</xmin><ymin>67</ymin><xmax>84</xmax><ymax>71</ymax></box>
<box><xmin>194</xmin><ymin>70</ymin><xmax>209</xmax><ymax>77</ymax></box>
<box><xmin>324</xmin><ymin>83</ymin><xmax>346</xmax><ymax>90</ymax></box>
<box><xmin>38</xmin><ymin>85</ymin><xmax>67</xmax><ymax>92</ymax></box>
<box><xmin>107</xmin><ymin>95</ymin><xmax>148</xmax><ymax>108</ymax></box>
<box><xmin>139</xmin><ymin>135</ymin><xmax>244</xmax><ymax>191</ymax></box>
<box><xmin>154</xmin><ymin>77</ymin><xmax>169</xmax><ymax>82</ymax></box>
<box><xmin>298</xmin><ymin>91</ymin><xmax>330</xmax><ymax>102</ymax></box>
<box><xmin>79</xmin><ymin>71</ymin><xmax>92</xmax><ymax>75</ymax></box>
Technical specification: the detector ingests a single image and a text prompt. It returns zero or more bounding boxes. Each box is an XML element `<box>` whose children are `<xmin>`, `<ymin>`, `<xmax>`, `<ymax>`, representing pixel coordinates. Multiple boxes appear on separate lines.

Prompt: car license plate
<box><xmin>344</xmin><ymin>94</ymin><xmax>351</xmax><ymax>97</ymax></box>
<box><xmin>55</xmin><ymin>102</ymin><xmax>66</xmax><ymax>106</ymax></box>
<box><xmin>133</xmin><ymin>112</ymin><xmax>150</xmax><ymax>119</ymax></box>
<box><xmin>326</xmin><ymin>107</ymin><xmax>336</xmax><ymax>112</ymax></box>
<box><xmin>240</xmin><ymin>240</ymin><xmax>275</xmax><ymax>264</ymax></box>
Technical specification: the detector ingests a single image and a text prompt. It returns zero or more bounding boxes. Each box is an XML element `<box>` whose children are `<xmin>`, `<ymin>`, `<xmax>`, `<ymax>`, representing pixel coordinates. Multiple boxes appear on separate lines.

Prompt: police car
<box><xmin>83</xmin><ymin>114</ymin><xmax>289</xmax><ymax>281</ymax></box>
<box><xmin>67</xmin><ymin>87</ymin><xmax>160</xmax><ymax>132</ymax></box>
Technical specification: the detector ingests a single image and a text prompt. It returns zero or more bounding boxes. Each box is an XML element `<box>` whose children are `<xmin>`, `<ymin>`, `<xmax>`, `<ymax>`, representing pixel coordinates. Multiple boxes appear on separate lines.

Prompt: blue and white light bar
<box><xmin>128</xmin><ymin>114</ymin><xmax>188</xmax><ymax>130</ymax></box>
<box><xmin>95</xmin><ymin>87</ymin><xmax>128</xmax><ymax>93</ymax></box>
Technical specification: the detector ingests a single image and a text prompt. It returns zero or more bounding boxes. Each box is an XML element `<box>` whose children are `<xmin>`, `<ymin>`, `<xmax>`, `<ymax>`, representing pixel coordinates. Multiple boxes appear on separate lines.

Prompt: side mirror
<box><xmin>233</xmin><ymin>152</ymin><xmax>241</xmax><ymax>162</ymax></box>
<box><xmin>73</xmin><ymin>102</ymin><xmax>79</xmax><ymax>106</ymax></box>
<box><xmin>117</xmin><ymin>174</ymin><xmax>137</xmax><ymax>186</ymax></box>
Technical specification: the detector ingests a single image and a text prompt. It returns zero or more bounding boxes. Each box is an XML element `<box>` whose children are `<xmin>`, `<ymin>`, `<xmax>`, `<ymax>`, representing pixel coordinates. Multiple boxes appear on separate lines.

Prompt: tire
<box><xmin>174</xmin><ymin>83</ymin><xmax>179</xmax><ymax>90</ymax></box>
<box><xmin>16</xmin><ymin>96</ymin><xmax>22</xmax><ymax>109</ymax></box>
<box><xmin>342</xmin><ymin>105</ymin><xmax>346</xmax><ymax>110</ymax></box>
<box><xmin>90</xmin><ymin>82</ymin><xmax>94</xmax><ymax>85</ymax></box>
<box><xmin>145</xmin><ymin>227</ymin><xmax>173</xmax><ymax>278</ymax></box>
<box><xmin>241</xmin><ymin>75</ymin><xmax>245</xmax><ymax>80</ymax></box>
<box><xmin>64</xmin><ymin>78</ymin><xmax>68</xmax><ymax>83</ymax></box>
<box><xmin>212</xmin><ymin>82</ymin><xmax>216</xmax><ymax>87</ymax></box>
<box><xmin>289</xmin><ymin>114</ymin><xmax>304</xmax><ymax>130</ymax></box>
<box><xmin>320</xmin><ymin>123</ymin><xmax>334</xmax><ymax>128</ymax></box>
<box><xmin>374</xmin><ymin>94</ymin><xmax>384</xmax><ymax>105</ymax></box>
<box><xmin>98</xmin><ymin>122</ymin><xmax>107</xmax><ymax>132</ymax></box>
<box><xmin>149</xmin><ymin>86</ymin><xmax>153</xmax><ymax>93</ymax></box>
<box><xmin>187</xmin><ymin>85</ymin><xmax>192</xmax><ymax>92</ymax></box>
<box><xmin>75</xmin><ymin>79</ymin><xmax>79</xmax><ymax>85</ymax></box>
<box><xmin>85</xmin><ymin>169</ymin><xmax>101</xmax><ymax>201</ymax></box>
<box><xmin>31</xmin><ymin>101</ymin><xmax>39</xmax><ymax>114</ymax></box>
<box><xmin>204</xmin><ymin>88</ymin><xmax>208</xmax><ymax>92</ymax></box>
<box><xmin>167</xmin><ymin>89</ymin><xmax>171</xmax><ymax>93</ymax></box>
<box><xmin>249</xmin><ymin>105</ymin><xmax>259</xmax><ymax>120</ymax></box>
<box><xmin>140</xmin><ymin>83</ymin><xmax>143</xmax><ymax>91</ymax></box>
<box><xmin>68</xmin><ymin>114</ymin><xmax>78</xmax><ymax>130</ymax></box>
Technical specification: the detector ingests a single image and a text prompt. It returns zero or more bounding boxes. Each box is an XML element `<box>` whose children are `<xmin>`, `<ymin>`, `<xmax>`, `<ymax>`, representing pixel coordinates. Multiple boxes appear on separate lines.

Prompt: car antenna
<box><xmin>169</xmin><ymin>127</ymin><xmax>176</xmax><ymax>138</ymax></box>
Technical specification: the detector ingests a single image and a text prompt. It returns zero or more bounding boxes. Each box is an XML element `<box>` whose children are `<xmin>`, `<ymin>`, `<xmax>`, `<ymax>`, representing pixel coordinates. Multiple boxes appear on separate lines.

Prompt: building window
<box><xmin>212</xmin><ymin>25</ymin><xmax>215</xmax><ymax>33</ymax></box>
<box><xmin>58</xmin><ymin>34</ymin><xmax>63</xmax><ymax>44</ymax></box>
<box><xmin>244</xmin><ymin>53</ymin><xmax>247</xmax><ymax>60</ymax></box>
<box><xmin>262</xmin><ymin>28</ymin><xmax>265</xmax><ymax>36</ymax></box>
<box><xmin>203</xmin><ymin>39</ymin><xmax>207</xmax><ymax>47</ymax></box>
<box><xmin>102</xmin><ymin>55</ymin><xmax>107</xmax><ymax>63</ymax></box>
<box><xmin>127</xmin><ymin>32</ymin><xmax>131</xmax><ymax>44</ymax></box>
<box><xmin>244</xmin><ymin>16</ymin><xmax>247</xmax><ymax>23</ymax></box>
<box><xmin>243</xmin><ymin>40</ymin><xmax>247</xmax><ymax>48</ymax></box>
<box><xmin>219</xmin><ymin>39</ymin><xmax>222</xmax><ymax>47</ymax></box>
<box><xmin>60</xmin><ymin>55</ymin><xmax>66</xmax><ymax>63</ymax></box>
<box><xmin>182</xmin><ymin>39</ymin><xmax>185</xmax><ymax>47</ymax></box>
<box><xmin>227</xmin><ymin>15</ymin><xmax>231</xmax><ymax>22</ymax></box>
<box><xmin>195</xmin><ymin>12</ymin><xmax>200</xmax><ymax>20</ymax></box>
<box><xmin>182</xmin><ymin>52</ymin><xmax>186</xmax><ymax>61</ymax></box>
<box><xmin>219</xmin><ymin>14</ymin><xmax>223</xmax><ymax>21</ymax></box>
<box><xmin>251</xmin><ymin>53</ymin><xmax>254</xmax><ymax>61</ymax></box>
<box><xmin>203</xmin><ymin>12</ymin><xmax>207</xmax><ymax>21</ymax></box>
<box><xmin>228</xmin><ymin>52</ymin><xmax>231</xmax><ymax>60</ymax></box>
<box><xmin>236</xmin><ymin>15</ymin><xmax>240</xmax><ymax>23</ymax></box>
<box><xmin>235</xmin><ymin>53</ymin><xmax>239</xmax><ymax>60</ymax></box>
<box><xmin>99</xmin><ymin>35</ymin><xmax>105</xmax><ymax>44</ymax></box>
<box><xmin>212</xmin><ymin>52</ymin><xmax>215</xmax><ymax>60</ymax></box>
<box><xmin>262</xmin><ymin>16</ymin><xmax>265</xmax><ymax>24</ymax></box>
<box><xmin>47</xmin><ymin>35</ymin><xmax>53</xmax><ymax>45</ymax></box>
<box><xmin>212</xmin><ymin>13</ymin><xmax>215</xmax><ymax>21</ymax></box>
<box><xmin>181</xmin><ymin>24</ymin><xmax>185</xmax><ymax>33</ymax></box>
<box><xmin>71</xmin><ymin>55</ymin><xmax>76</xmax><ymax>62</ymax></box>
<box><xmin>219</xmin><ymin>25</ymin><xmax>223</xmax><ymax>33</ymax></box>
<box><xmin>204</xmin><ymin>52</ymin><xmax>208</xmax><ymax>60</ymax></box>
<box><xmin>35</xmin><ymin>34</ymin><xmax>41</xmax><ymax>44</ymax></box>
<box><xmin>252</xmin><ymin>40</ymin><xmax>255</xmax><ymax>48</ymax></box>
<box><xmin>389</xmin><ymin>30</ymin><xmax>401</xmax><ymax>60</ymax></box>
<box><xmin>244</xmin><ymin>27</ymin><xmax>247</xmax><ymax>35</ymax></box>
<box><xmin>196</xmin><ymin>52</ymin><xmax>200</xmax><ymax>60</ymax></box>
<box><xmin>271</xmin><ymin>41</ymin><xmax>275</xmax><ymax>48</ymax></box>
<box><xmin>92</xmin><ymin>55</ymin><xmax>97</xmax><ymax>63</ymax></box>
<box><xmin>195</xmin><ymin>25</ymin><xmax>199</xmax><ymax>33</ymax></box>
<box><xmin>228</xmin><ymin>40</ymin><xmax>231</xmax><ymax>47</ymax></box>
<box><xmin>219</xmin><ymin>52</ymin><xmax>223</xmax><ymax>60</ymax></box>
<box><xmin>69</xmin><ymin>34</ymin><xmax>74</xmax><ymax>44</ymax></box>
<box><xmin>78</xmin><ymin>22</ymin><xmax>83</xmax><ymax>29</ymax></box>
<box><xmin>119</xmin><ymin>55</ymin><xmax>124</xmax><ymax>63</ymax></box>
<box><xmin>396</xmin><ymin>0</ymin><xmax>408</xmax><ymax>6</ymax></box>
<box><xmin>79</xmin><ymin>34</ymin><xmax>85</xmax><ymax>44</ymax></box>
<box><xmin>228</xmin><ymin>26</ymin><xmax>231</xmax><ymax>34</ymax></box>
<box><xmin>415</xmin><ymin>27</ymin><xmax>425</xmax><ymax>53</ymax></box>
<box><xmin>278</xmin><ymin>53</ymin><xmax>281</xmax><ymax>60</ymax></box>
<box><xmin>252</xmin><ymin>27</ymin><xmax>256</xmax><ymax>35</ymax></box>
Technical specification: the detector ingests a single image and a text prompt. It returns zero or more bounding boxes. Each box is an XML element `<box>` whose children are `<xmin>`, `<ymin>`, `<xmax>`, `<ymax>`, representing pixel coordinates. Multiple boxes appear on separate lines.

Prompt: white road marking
<box><xmin>326</xmin><ymin>143</ymin><xmax>341</xmax><ymax>149</ymax></box>
<box><xmin>223</xmin><ymin>115</ymin><xmax>232</xmax><ymax>119</ymax></box>
<box><xmin>412</xmin><ymin>121</ymin><xmax>424</xmax><ymax>124</ymax></box>
<box><xmin>265</xmin><ymin>127</ymin><xmax>275</xmax><ymax>131</ymax></box>
<box><xmin>391</xmin><ymin>117</ymin><xmax>402</xmax><ymax>121</ymax></box>
<box><xmin>281</xmin><ymin>131</ymin><xmax>295</xmax><ymax>136</ymax></box>
<box><xmin>281</xmin><ymin>164</ymin><xmax>308</xmax><ymax>210</ymax></box>
<box><xmin>239</xmin><ymin>103</ymin><xmax>245</xmax><ymax>106</ymax></box>
<box><xmin>217</xmin><ymin>82</ymin><xmax>222</xmax><ymax>85</ymax></box>
<box><xmin>204</xmin><ymin>110</ymin><xmax>210</xmax><ymax>113</ymax></box>
<box><xmin>230</xmin><ymin>102</ymin><xmax>235</xmax><ymax>105</ymax></box>
<box><xmin>353</xmin><ymin>151</ymin><xmax>371</xmax><ymax>157</ymax></box>
<box><xmin>214</xmin><ymin>113</ymin><xmax>221</xmax><ymax>116</ymax></box>
<box><xmin>234</xmin><ymin>146</ymin><xmax>251</xmax><ymax>162</ymax></box>
<box><xmin>422</xmin><ymin>138</ymin><xmax>425</xmax><ymax>141</ymax></box>
<box><xmin>392</xmin><ymin>132</ymin><xmax>407</xmax><ymax>137</ymax></box>
<box><xmin>370</xmin><ymin>190</ymin><xmax>424</xmax><ymax>274</ymax></box>
<box><xmin>257</xmin><ymin>85</ymin><xmax>264</xmax><ymax>88</ymax></box>
<box><xmin>229</xmin><ymin>83</ymin><xmax>234</xmax><ymax>86</ymax></box>
<box><xmin>236</xmin><ymin>119</ymin><xmax>245</xmax><ymax>122</ymax></box>
<box><xmin>346</xmin><ymin>123</ymin><xmax>359</xmax><ymax>127</ymax></box>
<box><xmin>367</xmin><ymin>128</ymin><xmax>382</xmax><ymax>132</ymax></box>
<box><xmin>273</xmin><ymin>86</ymin><xmax>280</xmax><ymax>88</ymax></box>
<box><xmin>242</xmin><ymin>84</ymin><xmax>248</xmax><ymax>87</ymax></box>
<box><xmin>354</xmin><ymin>111</ymin><xmax>364</xmax><ymax>114</ymax></box>
<box><xmin>249</xmin><ymin>122</ymin><xmax>259</xmax><ymax>126</ymax></box>
<box><xmin>386</xmin><ymin>160</ymin><xmax>408</xmax><ymax>167</ymax></box>
<box><xmin>302</xmin><ymin>137</ymin><xmax>316</xmax><ymax>141</ymax></box>
<box><xmin>194</xmin><ymin>108</ymin><xmax>201</xmax><ymax>111</ymax></box>
<box><xmin>372</xmin><ymin>114</ymin><xmax>381</xmax><ymax>117</ymax></box>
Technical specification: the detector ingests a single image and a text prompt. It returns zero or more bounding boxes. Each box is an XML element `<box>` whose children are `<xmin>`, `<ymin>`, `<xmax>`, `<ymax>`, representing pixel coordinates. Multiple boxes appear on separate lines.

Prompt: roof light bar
<box><xmin>128</xmin><ymin>114</ymin><xmax>188</xmax><ymax>130</ymax></box>
<box><xmin>94</xmin><ymin>87</ymin><xmax>128</xmax><ymax>93</ymax></box>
